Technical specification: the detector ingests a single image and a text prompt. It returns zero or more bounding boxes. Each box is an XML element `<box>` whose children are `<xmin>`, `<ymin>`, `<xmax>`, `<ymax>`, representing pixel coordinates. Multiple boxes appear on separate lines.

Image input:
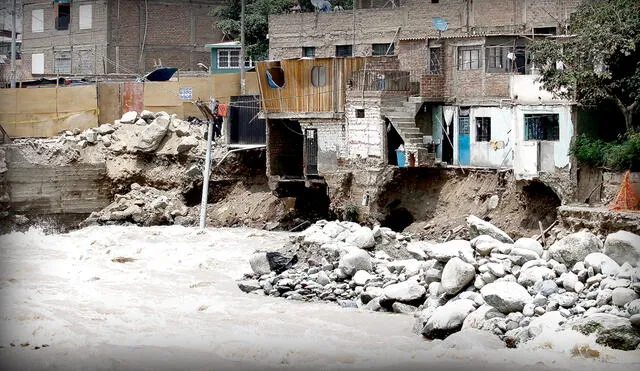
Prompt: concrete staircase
<box><xmin>381</xmin><ymin>96</ymin><xmax>426</xmax><ymax>153</ymax></box>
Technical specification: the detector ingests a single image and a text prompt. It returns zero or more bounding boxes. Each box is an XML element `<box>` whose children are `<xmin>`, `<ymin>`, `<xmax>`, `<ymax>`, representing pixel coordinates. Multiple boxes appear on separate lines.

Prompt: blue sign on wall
<box><xmin>179</xmin><ymin>87</ymin><xmax>193</xmax><ymax>100</ymax></box>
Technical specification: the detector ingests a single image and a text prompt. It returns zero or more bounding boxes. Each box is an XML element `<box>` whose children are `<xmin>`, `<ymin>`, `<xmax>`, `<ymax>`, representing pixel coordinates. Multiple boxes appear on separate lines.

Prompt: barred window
<box><xmin>372</xmin><ymin>43</ymin><xmax>394</xmax><ymax>56</ymax></box>
<box><xmin>524</xmin><ymin>113</ymin><xmax>560</xmax><ymax>141</ymax></box>
<box><xmin>475</xmin><ymin>117</ymin><xmax>491</xmax><ymax>142</ymax></box>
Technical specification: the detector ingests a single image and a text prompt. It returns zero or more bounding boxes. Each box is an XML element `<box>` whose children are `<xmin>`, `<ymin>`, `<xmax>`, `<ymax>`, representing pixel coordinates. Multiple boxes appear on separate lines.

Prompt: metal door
<box><xmin>458</xmin><ymin>116</ymin><xmax>470</xmax><ymax>165</ymax></box>
<box><xmin>304</xmin><ymin>128</ymin><xmax>318</xmax><ymax>175</ymax></box>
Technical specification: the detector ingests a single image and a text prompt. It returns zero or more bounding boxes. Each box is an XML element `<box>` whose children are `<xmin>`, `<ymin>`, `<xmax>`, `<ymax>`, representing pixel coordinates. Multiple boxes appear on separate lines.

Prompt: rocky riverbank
<box><xmin>238</xmin><ymin>216</ymin><xmax>640</xmax><ymax>351</ymax></box>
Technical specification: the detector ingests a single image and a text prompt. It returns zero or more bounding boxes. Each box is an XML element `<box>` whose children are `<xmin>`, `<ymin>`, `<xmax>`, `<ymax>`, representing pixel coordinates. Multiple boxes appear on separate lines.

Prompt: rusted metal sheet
<box><xmin>122</xmin><ymin>82</ymin><xmax>144</xmax><ymax>113</ymax></box>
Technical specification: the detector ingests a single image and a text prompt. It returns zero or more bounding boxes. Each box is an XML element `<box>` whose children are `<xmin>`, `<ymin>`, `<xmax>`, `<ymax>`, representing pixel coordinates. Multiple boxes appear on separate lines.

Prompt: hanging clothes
<box><xmin>217</xmin><ymin>103</ymin><xmax>228</xmax><ymax>117</ymax></box>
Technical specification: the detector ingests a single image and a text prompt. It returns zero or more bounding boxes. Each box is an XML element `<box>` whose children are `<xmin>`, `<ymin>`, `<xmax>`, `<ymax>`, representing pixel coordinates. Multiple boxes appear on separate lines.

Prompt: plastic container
<box><xmin>396</xmin><ymin>149</ymin><xmax>407</xmax><ymax>167</ymax></box>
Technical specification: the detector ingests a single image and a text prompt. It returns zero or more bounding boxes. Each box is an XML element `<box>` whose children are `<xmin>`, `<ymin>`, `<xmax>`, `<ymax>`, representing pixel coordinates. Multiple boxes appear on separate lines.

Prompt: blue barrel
<box><xmin>396</xmin><ymin>150</ymin><xmax>407</xmax><ymax>167</ymax></box>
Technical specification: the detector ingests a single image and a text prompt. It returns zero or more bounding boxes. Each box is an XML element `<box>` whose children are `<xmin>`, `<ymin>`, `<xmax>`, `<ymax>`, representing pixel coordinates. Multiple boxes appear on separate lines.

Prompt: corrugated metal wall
<box><xmin>229</xmin><ymin>95</ymin><xmax>266</xmax><ymax>145</ymax></box>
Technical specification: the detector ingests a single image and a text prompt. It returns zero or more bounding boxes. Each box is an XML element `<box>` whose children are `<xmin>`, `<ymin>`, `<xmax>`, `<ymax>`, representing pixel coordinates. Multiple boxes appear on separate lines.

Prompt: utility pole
<box><xmin>10</xmin><ymin>0</ymin><xmax>17</xmax><ymax>88</ymax></box>
<box><xmin>239</xmin><ymin>0</ymin><xmax>246</xmax><ymax>94</ymax></box>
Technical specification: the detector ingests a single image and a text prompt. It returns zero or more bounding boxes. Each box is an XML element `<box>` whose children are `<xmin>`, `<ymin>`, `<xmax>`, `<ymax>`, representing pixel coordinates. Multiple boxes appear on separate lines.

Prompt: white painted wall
<box><xmin>469</xmin><ymin>106</ymin><xmax>514</xmax><ymax>168</ymax></box>
<box><xmin>513</xmin><ymin>105</ymin><xmax>573</xmax><ymax>180</ymax></box>
<box><xmin>510</xmin><ymin>75</ymin><xmax>570</xmax><ymax>104</ymax></box>
<box><xmin>345</xmin><ymin>100</ymin><xmax>385</xmax><ymax>163</ymax></box>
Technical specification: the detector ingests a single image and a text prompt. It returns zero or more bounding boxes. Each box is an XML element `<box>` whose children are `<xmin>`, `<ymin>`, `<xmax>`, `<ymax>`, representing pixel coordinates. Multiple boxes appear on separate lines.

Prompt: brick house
<box><xmin>262</xmin><ymin>0</ymin><xmax>582</xmax><ymax>190</ymax></box>
<box><xmin>21</xmin><ymin>0</ymin><xmax>224</xmax><ymax>77</ymax></box>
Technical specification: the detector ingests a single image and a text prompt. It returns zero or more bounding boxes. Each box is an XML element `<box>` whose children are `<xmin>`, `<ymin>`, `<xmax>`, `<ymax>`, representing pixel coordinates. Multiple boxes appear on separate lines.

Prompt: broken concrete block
<box><xmin>120</xmin><ymin>111</ymin><xmax>138</xmax><ymax>124</ymax></box>
<box><xmin>177</xmin><ymin>136</ymin><xmax>199</xmax><ymax>153</ymax></box>
<box><xmin>133</xmin><ymin>116</ymin><xmax>170</xmax><ymax>153</ymax></box>
<box><xmin>135</xmin><ymin>118</ymin><xmax>147</xmax><ymax>126</ymax></box>
<box><xmin>95</xmin><ymin>123</ymin><xmax>115</xmax><ymax>135</ymax></box>
<box><xmin>84</xmin><ymin>129</ymin><xmax>97</xmax><ymax>144</ymax></box>
<box><xmin>140</xmin><ymin>110</ymin><xmax>155</xmax><ymax>120</ymax></box>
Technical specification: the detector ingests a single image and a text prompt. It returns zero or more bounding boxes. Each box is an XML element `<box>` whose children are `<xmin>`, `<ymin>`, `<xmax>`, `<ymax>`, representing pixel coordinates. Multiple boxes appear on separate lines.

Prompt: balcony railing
<box><xmin>350</xmin><ymin>70</ymin><xmax>410</xmax><ymax>92</ymax></box>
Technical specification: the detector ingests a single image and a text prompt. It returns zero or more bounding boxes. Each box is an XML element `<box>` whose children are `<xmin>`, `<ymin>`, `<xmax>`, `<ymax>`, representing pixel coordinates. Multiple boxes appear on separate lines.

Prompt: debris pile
<box><xmin>238</xmin><ymin>217</ymin><xmax>640</xmax><ymax>351</ymax></box>
<box><xmin>82</xmin><ymin>183</ymin><xmax>195</xmax><ymax>227</ymax></box>
<box><xmin>57</xmin><ymin>110</ymin><xmax>206</xmax><ymax>156</ymax></box>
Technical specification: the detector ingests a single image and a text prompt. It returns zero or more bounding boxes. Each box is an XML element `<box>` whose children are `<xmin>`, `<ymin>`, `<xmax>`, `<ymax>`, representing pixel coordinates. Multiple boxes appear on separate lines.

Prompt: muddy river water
<box><xmin>1</xmin><ymin>226</ymin><xmax>638</xmax><ymax>371</ymax></box>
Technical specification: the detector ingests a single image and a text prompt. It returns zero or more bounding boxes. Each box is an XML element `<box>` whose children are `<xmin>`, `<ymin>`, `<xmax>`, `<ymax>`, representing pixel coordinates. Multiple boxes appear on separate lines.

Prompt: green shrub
<box><xmin>570</xmin><ymin>131</ymin><xmax>640</xmax><ymax>171</ymax></box>
<box><xmin>341</xmin><ymin>203</ymin><xmax>359</xmax><ymax>222</ymax></box>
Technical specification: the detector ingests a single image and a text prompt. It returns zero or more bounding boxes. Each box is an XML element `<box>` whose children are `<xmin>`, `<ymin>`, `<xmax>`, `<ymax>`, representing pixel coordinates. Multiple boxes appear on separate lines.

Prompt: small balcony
<box><xmin>350</xmin><ymin>70</ymin><xmax>411</xmax><ymax>92</ymax></box>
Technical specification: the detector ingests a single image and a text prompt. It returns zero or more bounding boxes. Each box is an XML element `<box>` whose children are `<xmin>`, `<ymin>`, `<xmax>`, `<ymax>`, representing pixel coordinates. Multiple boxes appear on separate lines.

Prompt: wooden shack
<box><xmin>256</xmin><ymin>57</ymin><xmax>367</xmax><ymax>115</ymax></box>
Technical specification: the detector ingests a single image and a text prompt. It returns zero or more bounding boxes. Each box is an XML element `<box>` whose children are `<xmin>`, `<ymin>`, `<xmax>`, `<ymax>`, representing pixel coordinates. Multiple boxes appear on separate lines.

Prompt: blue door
<box><xmin>458</xmin><ymin>116</ymin><xmax>470</xmax><ymax>165</ymax></box>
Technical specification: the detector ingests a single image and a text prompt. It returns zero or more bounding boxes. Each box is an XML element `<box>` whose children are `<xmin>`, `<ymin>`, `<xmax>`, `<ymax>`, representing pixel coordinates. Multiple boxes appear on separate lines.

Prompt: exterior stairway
<box><xmin>381</xmin><ymin>95</ymin><xmax>426</xmax><ymax>154</ymax></box>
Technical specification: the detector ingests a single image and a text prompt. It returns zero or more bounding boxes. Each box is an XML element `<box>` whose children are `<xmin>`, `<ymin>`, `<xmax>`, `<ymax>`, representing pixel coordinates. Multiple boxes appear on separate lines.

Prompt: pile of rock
<box><xmin>238</xmin><ymin>216</ymin><xmax>640</xmax><ymax>351</ymax></box>
<box><xmin>58</xmin><ymin>110</ymin><xmax>204</xmax><ymax>155</ymax></box>
<box><xmin>82</xmin><ymin>183</ymin><xmax>195</xmax><ymax>227</ymax></box>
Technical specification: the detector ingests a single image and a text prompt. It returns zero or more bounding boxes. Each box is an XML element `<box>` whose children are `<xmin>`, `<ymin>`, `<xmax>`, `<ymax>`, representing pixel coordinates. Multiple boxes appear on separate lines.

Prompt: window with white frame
<box><xmin>217</xmin><ymin>49</ymin><xmax>253</xmax><ymax>69</ymax></box>
<box><xmin>79</xmin><ymin>4</ymin><xmax>93</xmax><ymax>30</ymax></box>
<box><xmin>32</xmin><ymin>9</ymin><xmax>44</xmax><ymax>33</ymax></box>
<box><xmin>458</xmin><ymin>47</ymin><xmax>480</xmax><ymax>70</ymax></box>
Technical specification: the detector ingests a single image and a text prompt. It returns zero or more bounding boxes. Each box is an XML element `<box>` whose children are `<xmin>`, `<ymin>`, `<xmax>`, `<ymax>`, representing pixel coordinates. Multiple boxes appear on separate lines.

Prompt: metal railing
<box><xmin>351</xmin><ymin>70</ymin><xmax>411</xmax><ymax>91</ymax></box>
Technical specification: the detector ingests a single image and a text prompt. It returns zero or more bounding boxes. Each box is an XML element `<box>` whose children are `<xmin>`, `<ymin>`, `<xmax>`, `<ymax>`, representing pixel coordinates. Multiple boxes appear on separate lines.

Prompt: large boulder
<box><xmin>584</xmin><ymin>252</ymin><xmax>621</xmax><ymax>276</ymax></box>
<box><xmin>423</xmin><ymin>240</ymin><xmax>475</xmax><ymax>263</ymax></box>
<box><xmin>134</xmin><ymin>115</ymin><xmax>170</xmax><ymax>152</ymax></box>
<box><xmin>338</xmin><ymin>249</ymin><xmax>372</xmax><ymax>277</ymax></box>
<box><xmin>345</xmin><ymin>226</ymin><xmax>376</xmax><ymax>249</ymax></box>
<box><xmin>548</xmin><ymin>231</ymin><xmax>603</xmax><ymax>267</ymax></box>
<box><xmin>612</xmin><ymin>287</ymin><xmax>639</xmax><ymax>307</ymax></box>
<box><xmin>513</xmin><ymin>238</ymin><xmax>544</xmax><ymax>257</ymax></box>
<box><xmin>421</xmin><ymin>299</ymin><xmax>476</xmax><ymax>339</ymax></box>
<box><xmin>440</xmin><ymin>257</ymin><xmax>476</xmax><ymax>295</ymax></box>
<box><xmin>567</xmin><ymin>313</ymin><xmax>640</xmax><ymax>351</ymax></box>
<box><xmin>480</xmin><ymin>281</ymin><xmax>533</xmax><ymax>314</ymax></box>
<box><xmin>604</xmin><ymin>231</ymin><xmax>640</xmax><ymax>267</ymax></box>
<box><xmin>467</xmin><ymin>215</ymin><xmax>513</xmax><ymax>243</ymax></box>
<box><xmin>381</xmin><ymin>280</ymin><xmax>426</xmax><ymax>303</ymax></box>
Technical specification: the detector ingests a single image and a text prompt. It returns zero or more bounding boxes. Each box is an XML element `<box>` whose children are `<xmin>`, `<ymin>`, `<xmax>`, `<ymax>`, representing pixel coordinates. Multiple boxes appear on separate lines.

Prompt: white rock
<box><xmin>133</xmin><ymin>115</ymin><xmax>170</xmax><ymax>152</ymax></box>
<box><xmin>176</xmin><ymin>136</ymin><xmax>199</xmax><ymax>153</ymax></box>
<box><xmin>249</xmin><ymin>252</ymin><xmax>271</xmax><ymax>275</ymax></box>
<box><xmin>353</xmin><ymin>270</ymin><xmax>373</xmax><ymax>286</ymax></box>
<box><xmin>561</xmin><ymin>272</ymin><xmax>581</xmax><ymax>292</ymax></box>
<box><xmin>548</xmin><ymin>231</ymin><xmax>603</xmax><ymax>267</ymax></box>
<box><xmin>96</xmin><ymin>124</ymin><xmax>115</xmax><ymax>136</ymax></box>
<box><xmin>514</xmin><ymin>238</ymin><xmax>544</xmax><ymax>257</ymax></box>
<box><xmin>386</xmin><ymin>259</ymin><xmax>426</xmax><ymax>277</ymax></box>
<box><xmin>612</xmin><ymin>287</ymin><xmax>639</xmax><ymax>307</ymax></box>
<box><xmin>467</xmin><ymin>215</ymin><xmax>513</xmax><ymax>243</ymax></box>
<box><xmin>140</xmin><ymin>110</ymin><xmax>155</xmax><ymax>120</ymax></box>
<box><xmin>421</xmin><ymin>299</ymin><xmax>476</xmax><ymax>339</ymax></box>
<box><xmin>517</xmin><ymin>266</ymin><xmax>553</xmax><ymax>287</ymax></box>
<box><xmin>480</xmin><ymin>281</ymin><xmax>533</xmax><ymax>314</ymax></box>
<box><xmin>338</xmin><ymin>249</ymin><xmax>372</xmax><ymax>277</ymax></box>
<box><xmin>406</xmin><ymin>244</ymin><xmax>427</xmax><ymax>260</ymax></box>
<box><xmin>120</xmin><ymin>111</ymin><xmax>138</xmax><ymax>124</ymax></box>
<box><xmin>345</xmin><ymin>226</ymin><xmax>376</xmax><ymax>249</ymax></box>
<box><xmin>84</xmin><ymin>128</ymin><xmax>97</xmax><ymax>144</ymax></box>
<box><xmin>604</xmin><ymin>231</ymin><xmax>640</xmax><ymax>267</ymax></box>
<box><xmin>509</xmin><ymin>248</ymin><xmax>540</xmax><ymax>264</ymax></box>
<box><xmin>316</xmin><ymin>270</ymin><xmax>330</xmax><ymax>286</ymax></box>
<box><xmin>627</xmin><ymin>299</ymin><xmax>640</xmax><ymax>316</ymax></box>
<box><xmin>584</xmin><ymin>252</ymin><xmax>621</xmax><ymax>276</ymax></box>
<box><xmin>440</xmin><ymin>257</ymin><xmax>476</xmax><ymax>295</ymax></box>
<box><xmin>471</xmin><ymin>235</ymin><xmax>503</xmax><ymax>256</ymax></box>
<box><xmin>382</xmin><ymin>280</ymin><xmax>426</xmax><ymax>302</ymax></box>
<box><xmin>424</xmin><ymin>240</ymin><xmax>475</xmax><ymax>263</ymax></box>
<box><xmin>462</xmin><ymin>304</ymin><xmax>500</xmax><ymax>330</ymax></box>
<box><xmin>322</xmin><ymin>221</ymin><xmax>346</xmax><ymax>238</ymax></box>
